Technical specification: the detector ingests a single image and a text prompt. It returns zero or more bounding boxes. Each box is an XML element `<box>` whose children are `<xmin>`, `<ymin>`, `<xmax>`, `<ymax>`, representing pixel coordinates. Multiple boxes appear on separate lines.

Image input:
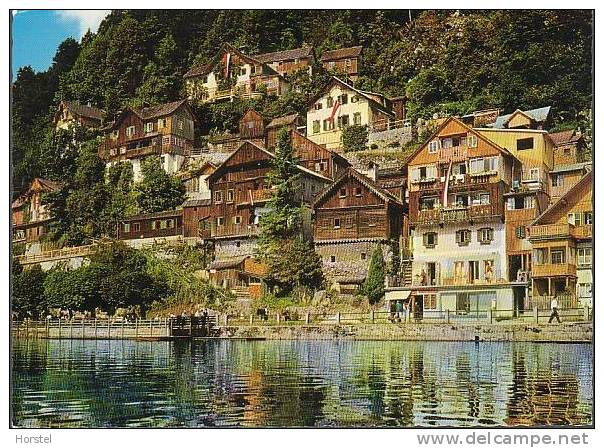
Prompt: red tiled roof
<box><xmin>549</xmin><ymin>129</ymin><xmax>582</xmax><ymax>146</ymax></box>
<box><xmin>321</xmin><ymin>46</ymin><xmax>363</xmax><ymax>61</ymax></box>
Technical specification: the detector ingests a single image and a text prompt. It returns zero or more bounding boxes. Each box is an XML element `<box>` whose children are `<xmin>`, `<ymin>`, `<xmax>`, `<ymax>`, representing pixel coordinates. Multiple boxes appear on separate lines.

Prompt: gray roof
<box><xmin>550</xmin><ymin>162</ymin><xmax>592</xmax><ymax>174</ymax></box>
<box><xmin>489</xmin><ymin>106</ymin><xmax>551</xmax><ymax>129</ymax></box>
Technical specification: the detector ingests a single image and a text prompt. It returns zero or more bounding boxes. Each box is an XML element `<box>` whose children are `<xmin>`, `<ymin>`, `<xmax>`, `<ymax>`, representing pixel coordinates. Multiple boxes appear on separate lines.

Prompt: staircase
<box><xmin>401</xmin><ymin>259</ymin><xmax>413</xmax><ymax>286</ymax></box>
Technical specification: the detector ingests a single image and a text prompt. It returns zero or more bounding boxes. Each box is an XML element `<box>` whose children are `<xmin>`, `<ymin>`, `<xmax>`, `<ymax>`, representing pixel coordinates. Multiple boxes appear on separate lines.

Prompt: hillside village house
<box><xmin>98</xmin><ymin>99</ymin><xmax>195</xmax><ymax>181</ymax></box>
<box><xmin>182</xmin><ymin>140</ymin><xmax>331</xmax><ymax>298</ymax></box>
<box><xmin>529</xmin><ymin>170</ymin><xmax>592</xmax><ymax>309</ymax></box>
<box><xmin>12</xmin><ymin>178</ymin><xmax>60</xmax><ymax>246</ymax></box>
<box><xmin>548</xmin><ymin>129</ymin><xmax>591</xmax><ymax>201</ymax></box>
<box><xmin>321</xmin><ymin>46</ymin><xmax>363</xmax><ymax>82</ymax></box>
<box><xmin>386</xmin><ymin>117</ymin><xmax>525</xmax><ymax>317</ymax></box>
<box><xmin>306</xmin><ymin>77</ymin><xmax>394</xmax><ymax>151</ymax></box>
<box><xmin>265</xmin><ymin>113</ymin><xmax>303</xmax><ymax>150</ymax></box>
<box><xmin>252</xmin><ymin>46</ymin><xmax>315</xmax><ymax>77</ymax></box>
<box><xmin>117</xmin><ymin>209</ymin><xmax>184</xmax><ymax>249</ymax></box>
<box><xmin>184</xmin><ymin>43</ymin><xmax>289</xmax><ymax>103</ymax></box>
<box><xmin>312</xmin><ymin>167</ymin><xmax>404</xmax><ymax>293</ymax></box>
<box><xmin>53</xmin><ymin>100</ymin><xmax>104</xmax><ymax>130</ymax></box>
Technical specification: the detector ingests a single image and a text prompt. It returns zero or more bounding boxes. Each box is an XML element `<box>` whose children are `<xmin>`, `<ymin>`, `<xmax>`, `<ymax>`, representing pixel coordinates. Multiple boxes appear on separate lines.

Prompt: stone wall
<box><xmin>214</xmin><ymin>237</ymin><xmax>258</xmax><ymax>261</ymax></box>
<box><xmin>368</xmin><ymin>126</ymin><xmax>413</xmax><ymax>148</ymax></box>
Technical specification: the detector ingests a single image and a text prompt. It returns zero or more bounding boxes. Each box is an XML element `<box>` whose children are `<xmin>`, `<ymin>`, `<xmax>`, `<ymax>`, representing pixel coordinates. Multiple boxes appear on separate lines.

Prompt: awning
<box><xmin>385</xmin><ymin>290</ymin><xmax>411</xmax><ymax>302</ymax></box>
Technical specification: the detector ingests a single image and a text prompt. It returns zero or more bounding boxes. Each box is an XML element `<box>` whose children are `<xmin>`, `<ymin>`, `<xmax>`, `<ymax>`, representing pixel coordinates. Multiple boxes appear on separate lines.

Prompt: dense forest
<box><xmin>12</xmin><ymin>9</ymin><xmax>593</xmax><ymax>197</ymax></box>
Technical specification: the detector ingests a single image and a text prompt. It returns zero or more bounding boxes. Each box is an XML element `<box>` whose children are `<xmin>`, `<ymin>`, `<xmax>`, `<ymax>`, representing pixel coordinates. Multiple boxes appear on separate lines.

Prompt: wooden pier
<box><xmin>12</xmin><ymin>317</ymin><xmax>218</xmax><ymax>340</ymax></box>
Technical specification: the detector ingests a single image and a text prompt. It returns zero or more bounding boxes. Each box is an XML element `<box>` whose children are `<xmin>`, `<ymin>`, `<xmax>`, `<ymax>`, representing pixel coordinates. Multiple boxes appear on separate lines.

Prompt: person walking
<box><xmin>548</xmin><ymin>297</ymin><xmax>561</xmax><ymax>323</ymax></box>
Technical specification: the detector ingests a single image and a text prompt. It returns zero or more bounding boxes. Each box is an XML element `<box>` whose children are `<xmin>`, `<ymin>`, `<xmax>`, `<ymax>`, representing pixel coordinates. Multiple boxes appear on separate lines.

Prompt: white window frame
<box><xmin>126</xmin><ymin>126</ymin><xmax>135</xmax><ymax>137</ymax></box>
<box><xmin>144</xmin><ymin>122</ymin><xmax>153</xmax><ymax>133</ymax></box>
<box><xmin>428</xmin><ymin>140</ymin><xmax>439</xmax><ymax>153</ymax></box>
<box><xmin>467</xmin><ymin>134</ymin><xmax>478</xmax><ymax>148</ymax></box>
<box><xmin>578</xmin><ymin>248</ymin><xmax>592</xmax><ymax>265</ymax></box>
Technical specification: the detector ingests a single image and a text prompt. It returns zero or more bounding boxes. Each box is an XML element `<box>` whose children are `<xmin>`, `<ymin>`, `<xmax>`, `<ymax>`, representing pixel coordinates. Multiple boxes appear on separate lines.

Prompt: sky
<box><xmin>11</xmin><ymin>10</ymin><xmax>110</xmax><ymax>79</ymax></box>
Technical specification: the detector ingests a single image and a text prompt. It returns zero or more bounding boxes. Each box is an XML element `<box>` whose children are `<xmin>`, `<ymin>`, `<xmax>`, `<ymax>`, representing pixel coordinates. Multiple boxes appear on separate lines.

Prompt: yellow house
<box><xmin>306</xmin><ymin>77</ymin><xmax>393</xmax><ymax>151</ymax></box>
<box><xmin>529</xmin><ymin>170</ymin><xmax>592</xmax><ymax>309</ymax></box>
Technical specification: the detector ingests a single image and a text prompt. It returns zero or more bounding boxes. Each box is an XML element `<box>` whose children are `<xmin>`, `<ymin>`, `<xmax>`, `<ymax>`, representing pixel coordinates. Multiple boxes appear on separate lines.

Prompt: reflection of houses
<box><xmin>53</xmin><ymin>100</ymin><xmax>104</xmax><ymax>130</ymax></box>
<box><xmin>321</xmin><ymin>46</ymin><xmax>363</xmax><ymax>82</ymax></box>
<box><xmin>529</xmin><ymin>171</ymin><xmax>592</xmax><ymax>309</ymax></box>
<box><xmin>12</xmin><ymin>178</ymin><xmax>60</xmax><ymax>244</ymax></box>
<box><xmin>98</xmin><ymin>99</ymin><xmax>195</xmax><ymax>181</ymax></box>
<box><xmin>184</xmin><ymin>141</ymin><xmax>331</xmax><ymax>297</ymax></box>
<box><xmin>252</xmin><ymin>46</ymin><xmax>315</xmax><ymax>77</ymax></box>
<box><xmin>312</xmin><ymin>167</ymin><xmax>403</xmax><ymax>293</ymax></box>
<box><xmin>184</xmin><ymin>43</ymin><xmax>289</xmax><ymax>103</ymax></box>
<box><xmin>306</xmin><ymin>77</ymin><xmax>395</xmax><ymax>151</ymax></box>
<box><xmin>387</xmin><ymin>117</ymin><xmax>523</xmax><ymax>315</ymax></box>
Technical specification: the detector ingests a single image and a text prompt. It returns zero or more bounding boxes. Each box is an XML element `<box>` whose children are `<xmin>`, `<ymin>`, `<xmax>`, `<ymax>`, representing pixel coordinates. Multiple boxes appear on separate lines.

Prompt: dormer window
<box><xmin>144</xmin><ymin>122</ymin><xmax>153</xmax><ymax>133</ymax></box>
<box><xmin>428</xmin><ymin>140</ymin><xmax>438</xmax><ymax>153</ymax></box>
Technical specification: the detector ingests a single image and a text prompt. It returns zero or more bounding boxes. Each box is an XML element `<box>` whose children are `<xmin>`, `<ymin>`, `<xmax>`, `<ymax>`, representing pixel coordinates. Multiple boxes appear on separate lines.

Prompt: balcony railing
<box><xmin>438</xmin><ymin>146</ymin><xmax>468</xmax><ymax>163</ymax></box>
<box><xmin>532</xmin><ymin>263</ymin><xmax>577</xmax><ymax>278</ymax></box>
<box><xmin>212</xmin><ymin>223</ymin><xmax>261</xmax><ymax>238</ymax></box>
<box><xmin>529</xmin><ymin>223</ymin><xmax>592</xmax><ymax>241</ymax></box>
<box><xmin>416</xmin><ymin>204</ymin><xmax>498</xmax><ymax>226</ymax></box>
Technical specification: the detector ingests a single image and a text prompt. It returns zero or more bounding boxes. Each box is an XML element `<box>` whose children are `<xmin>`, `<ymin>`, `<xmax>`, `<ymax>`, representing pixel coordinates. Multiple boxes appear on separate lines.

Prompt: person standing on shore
<box><xmin>548</xmin><ymin>298</ymin><xmax>561</xmax><ymax>323</ymax></box>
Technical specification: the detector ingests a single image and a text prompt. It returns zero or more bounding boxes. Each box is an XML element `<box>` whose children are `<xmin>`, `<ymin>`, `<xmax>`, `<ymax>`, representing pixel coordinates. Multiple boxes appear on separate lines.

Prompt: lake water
<box><xmin>11</xmin><ymin>339</ymin><xmax>592</xmax><ymax>428</ymax></box>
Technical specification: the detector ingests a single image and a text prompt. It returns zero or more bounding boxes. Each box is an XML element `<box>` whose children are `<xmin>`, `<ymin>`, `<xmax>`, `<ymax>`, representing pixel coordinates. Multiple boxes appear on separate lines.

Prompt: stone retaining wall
<box><xmin>217</xmin><ymin>322</ymin><xmax>592</xmax><ymax>342</ymax></box>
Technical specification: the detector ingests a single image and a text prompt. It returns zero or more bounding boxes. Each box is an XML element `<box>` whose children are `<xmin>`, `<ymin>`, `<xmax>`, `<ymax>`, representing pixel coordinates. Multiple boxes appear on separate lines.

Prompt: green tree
<box><xmin>134</xmin><ymin>156</ymin><xmax>186</xmax><ymax>213</ymax></box>
<box><xmin>364</xmin><ymin>244</ymin><xmax>385</xmax><ymax>304</ymax></box>
<box><xmin>12</xmin><ymin>261</ymin><xmax>47</xmax><ymax>319</ymax></box>
<box><xmin>257</xmin><ymin>130</ymin><xmax>324</xmax><ymax>294</ymax></box>
<box><xmin>341</xmin><ymin>124</ymin><xmax>369</xmax><ymax>152</ymax></box>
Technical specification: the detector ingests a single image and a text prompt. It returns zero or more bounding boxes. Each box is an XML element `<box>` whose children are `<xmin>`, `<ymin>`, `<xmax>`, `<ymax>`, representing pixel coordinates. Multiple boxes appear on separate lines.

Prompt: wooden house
<box><xmin>306</xmin><ymin>76</ymin><xmax>394</xmax><ymax>151</ymax></box>
<box><xmin>266</xmin><ymin>113</ymin><xmax>302</xmax><ymax>150</ymax></box>
<box><xmin>53</xmin><ymin>100</ymin><xmax>104</xmax><ymax>130</ymax></box>
<box><xmin>529</xmin><ymin>171</ymin><xmax>592</xmax><ymax>309</ymax></box>
<box><xmin>390</xmin><ymin>116</ymin><xmax>523</xmax><ymax>316</ymax></box>
<box><xmin>184</xmin><ymin>43</ymin><xmax>290</xmax><ymax>103</ymax></box>
<box><xmin>117</xmin><ymin>209</ymin><xmax>184</xmax><ymax>248</ymax></box>
<box><xmin>321</xmin><ymin>46</ymin><xmax>363</xmax><ymax>82</ymax></box>
<box><xmin>238</xmin><ymin>109</ymin><xmax>265</xmax><ymax>146</ymax></box>
<box><xmin>487</xmin><ymin>106</ymin><xmax>551</xmax><ymax>130</ymax></box>
<box><xmin>252</xmin><ymin>47</ymin><xmax>315</xmax><ymax>77</ymax></box>
<box><xmin>549</xmin><ymin>162</ymin><xmax>592</xmax><ymax>202</ymax></box>
<box><xmin>179</xmin><ymin>160</ymin><xmax>217</xmax><ymax>201</ymax></box>
<box><xmin>290</xmin><ymin>130</ymin><xmax>350</xmax><ymax>179</ymax></box>
<box><xmin>312</xmin><ymin>167</ymin><xmax>404</xmax><ymax>292</ymax></box>
<box><xmin>549</xmin><ymin>129</ymin><xmax>588</xmax><ymax>167</ymax></box>
<box><xmin>98</xmin><ymin>100</ymin><xmax>195</xmax><ymax>181</ymax></box>
<box><xmin>185</xmin><ymin>140</ymin><xmax>331</xmax><ymax>297</ymax></box>
<box><xmin>12</xmin><ymin>178</ymin><xmax>60</xmax><ymax>244</ymax></box>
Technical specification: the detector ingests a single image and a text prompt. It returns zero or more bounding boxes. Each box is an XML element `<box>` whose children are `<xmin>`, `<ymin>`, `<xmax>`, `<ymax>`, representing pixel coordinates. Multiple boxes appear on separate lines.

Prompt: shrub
<box><xmin>342</xmin><ymin>124</ymin><xmax>368</xmax><ymax>152</ymax></box>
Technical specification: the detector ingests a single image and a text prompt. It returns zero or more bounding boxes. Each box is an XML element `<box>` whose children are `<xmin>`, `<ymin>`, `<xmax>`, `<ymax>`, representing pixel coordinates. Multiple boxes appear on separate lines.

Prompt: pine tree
<box><xmin>364</xmin><ymin>244</ymin><xmax>385</xmax><ymax>304</ymax></box>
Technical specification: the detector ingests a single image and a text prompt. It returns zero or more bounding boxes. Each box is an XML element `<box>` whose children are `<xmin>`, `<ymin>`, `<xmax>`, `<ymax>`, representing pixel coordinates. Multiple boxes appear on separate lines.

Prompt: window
<box><xmin>420</xmin><ymin>196</ymin><xmax>438</xmax><ymax>210</ymax></box>
<box><xmin>226</xmin><ymin>189</ymin><xmax>234</xmax><ymax>203</ymax></box>
<box><xmin>578</xmin><ymin>248</ymin><xmax>592</xmax><ymax>265</ymax></box>
<box><xmin>552</xmin><ymin>174</ymin><xmax>564</xmax><ymax>187</ymax></box>
<box><xmin>126</xmin><ymin>126</ymin><xmax>135</xmax><ymax>137</ymax></box>
<box><xmin>517</xmin><ymin>137</ymin><xmax>534</xmax><ymax>150</ymax></box>
<box><xmin>144</xmin><ymin>122</ymin><xmax>153</xmax><ymax>133</ymax></box>
<box><xmin>327</xmin><ymin>97</ymin><xmax>334</xmax><ymax>107</ymax></box>
<box><xmin>355</xmin><ymin>186</ymin><xmax>362</xmax><ymax>196</ymax></box>
<box><xmin>334</xmin><ymin>218</ymin><xmax>341</xmax><ymax>229</ymax></box>
<box><xmin>551</xmin><ymin>249</ymin><xmax>565</xmax><ymax>264</ymax></box>
<box><xmin>312</xmin><ymin>120</ymin><xmax>320</xmax><ymax>134</ymax></box>
<box><xmin>478</xmin><ymin>227</ymin><xmax>493</xmax><ymax>244</ymax></box>
<box><xmin>339</xmin><ymin>187</ymin><xmax>347</xmax><ymax>198</ymax></box>
<box><xmin>214</xmin><ymin>191</ymin><xmax>223</xmax><ymax>203</ymax></box>
<box><xmin>328</xmin><ymin>61</ymin><xmax>335</xmax><ymax>69</ymax></box>
<box><xmin>516</xmin><ymin>225</ymin><xmax>526</xmax><ymax>239</ymax></box>
<box><xmin>468</xmin><ymin>261</ymin><xmax>479</xmax><ymax>284</ymax></box>
<box><xmin>469</xmin><ymin>157</ymin><xmax>498</xmax><ymax>174</ymax></box>
<box><xmin>157</xmin><ymin>118</ymin><xmax>165</xmax><ymax>129</ymax></box>
<box><xmin>314</xmin><ymin>102</ymin><xmax>323</xmax><ymax>110</ymax></box>
<box><xmin>178</xmin><ymin>120</ymin><xmax>184</xmax><ymax>131</ymax></box>
<box><xmin>111</xmin><ymin>130</ymin><xmax>119</xmax><ymax>139</ymax></box>
<box><xmin>483</xmin><ymin>260</ymin><xmax>495</xmax><ymax>282</ymax></box>
<box><xmin>568</xmin><ymin>212</ymin><xmax>576</xmax><ymax>225</ymax></box>
<box><xmin>323</xmin><ymin>119</ymin><xmax>334</xmax><ymax>131</ymax></box>
<box><xmin>345</xmin><ymin>59</ymin><xmax>352</xmax><ymax>67</ymax></box>
<box><xmin>346</xmin><ymin>216</ymin><xmax>354</xmax><ymax>228</ymax></box>
<box><xmin>468</xmin><ymin>135</ymin><xmax>478</xmax><ymax>148</ymax></box>
<box><xmin>428</xmin><ymin>140</ymin><xmax>438</xmax><ymax>153</ymax></box>
<box><xmin>133</xmin><ymin>222</ymin><xmax>140</xmax><ymax>232</ymax></box>
<box><xmin>239</xmin><ymin>67</ymin><xmax>247</xmax><ymax>76</ymax></box>
<box><xmin>360</xmin><ymin>252</ymin><xmax>367</xmax><ymax>261</ymax></box>
<box><xmin>351</xmin><ymin>95</ymin><xmax>359</xmax><ymax>103</ymax></box>
<box><xmin>217</xmin><ymin>217</ymin><xmax>224</xmax><ymax>226</ymax></box>
<box><xmin>233</xmin><ymin>216</ymin><xmax>242</xmax><ymax>225</ymax></box>
<box><xmin>337</xmin><ymin>114</ymin><xmax>349</xmax><ymax>128</ymax></box>
<box><xmin>424</xmin><ymin>294</ymin><xmax>437</xmax><ymax>310</ymax></box>
<box><xmin>456</xmin><ymin>229</ymin><xmax>471</xmax><ymax>246</ymax></box>
<box><xmin>341</xmin><ymin>93</ymin><xmax>348</xmax><ymax>104</ymax></box>
<box><xmin>353</xmin><ymin>112</ymin><xmax>362</xmax><ymax>125</ymax></box>
<box><xmin>584</xmin><ymin>211</ymin><xmax>593</xmax><ymax>225</ymax></box>
<box><xmin>330</xmin><ymin>255</ymin><xmax>336</xmax><ymax>262</ymax></box>
<box><xmin>423</xmin><ymin>232</ymin><xmax>438</xmax><ymax>248</ymax></box>
<box><xmin>124</xmin><ymin>223</ymin><xmax>131</xmax><ymax>233</ymax></box>
<box><xmin>160</xmin><ymin>220</ymin><xmax>168</xmax><ymax>230</ymax></box>
<box><xmin>578</xmin><ymin>283</ymin><xmax>592</xmax><ymax>298</ymax></box>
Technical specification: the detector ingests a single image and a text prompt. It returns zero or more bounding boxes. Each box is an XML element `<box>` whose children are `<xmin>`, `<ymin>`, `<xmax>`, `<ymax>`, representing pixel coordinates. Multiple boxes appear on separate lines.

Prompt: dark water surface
<box><xmin>11</xmin><ymin>339</ymin><xmax>592</xmax><ymax>428</ymax></box>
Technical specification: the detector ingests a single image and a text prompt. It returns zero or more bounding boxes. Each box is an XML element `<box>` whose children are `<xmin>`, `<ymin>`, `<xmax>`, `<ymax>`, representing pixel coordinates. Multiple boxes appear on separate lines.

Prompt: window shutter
<box><xmin>423</xmin><ymin>233</ymin><xmax>428</xmax><ymax>247</ymax></box>
<box><xmin>455</xmin><ymin>230</ymin><xmax>460</xmax><ymax>243</ymax></box>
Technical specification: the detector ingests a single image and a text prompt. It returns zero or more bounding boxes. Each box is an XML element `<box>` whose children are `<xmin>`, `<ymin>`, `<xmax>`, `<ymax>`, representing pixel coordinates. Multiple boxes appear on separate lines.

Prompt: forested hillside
<box><xmin>12</xmin><ymin>9</ymin><xmax>593</xmax><ymax>196</ymax></box>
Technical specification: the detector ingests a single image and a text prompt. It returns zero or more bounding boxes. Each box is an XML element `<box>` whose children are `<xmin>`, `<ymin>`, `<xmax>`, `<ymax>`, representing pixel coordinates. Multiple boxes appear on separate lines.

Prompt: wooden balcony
<box><xmin>573</xmin><ymin>224</ymin><xmax>592</xmax><ymax>240</ymax></box>
<box><xmin>532</xmin><ymin>263</ymin><xmax>577</xmax><ymax>278</ymax></box>
<box><xmin>438</xmin><ymin>146</ymin><xmax>468</xmax><ymax>163</ymax></box>
<box><xmin>238</xmin><ymin>189</ymin><xmax>273</xmax><ymax>205</ymax></box>
<box><xmin>415</xmin><ymin>204</ymin><xmax>499</xmax><ymax>226</ymax></box>
<box><xmin>212</xmin><ymin>223</ymin><xmax>261</xmax><ymax>239</ymax></box>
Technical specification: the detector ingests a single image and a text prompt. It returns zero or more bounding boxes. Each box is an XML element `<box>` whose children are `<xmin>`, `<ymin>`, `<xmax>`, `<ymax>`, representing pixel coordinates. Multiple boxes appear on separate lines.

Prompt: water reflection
<box><xmin>11</xmin><ymin>339</ymin><xmax>592</xmax><ymax>428</ymax></box>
